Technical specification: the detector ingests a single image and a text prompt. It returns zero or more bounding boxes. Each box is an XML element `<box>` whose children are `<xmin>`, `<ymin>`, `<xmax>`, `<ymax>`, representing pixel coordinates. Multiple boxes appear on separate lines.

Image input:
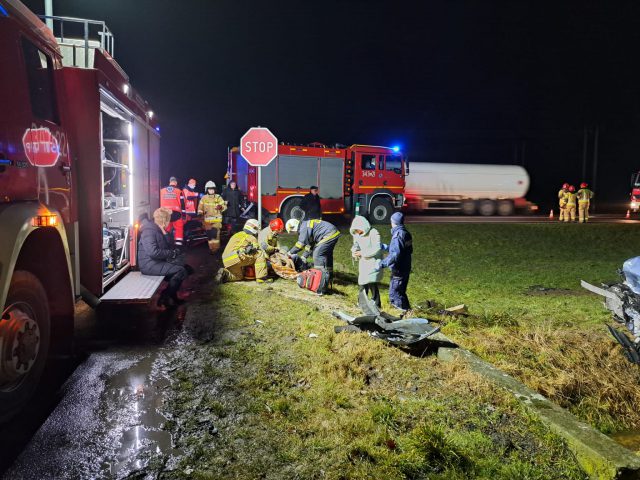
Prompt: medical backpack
<box><xmin>296</xmin><ymin>268</ymin><xmax>330</xmax><ymax>293</ymax></box>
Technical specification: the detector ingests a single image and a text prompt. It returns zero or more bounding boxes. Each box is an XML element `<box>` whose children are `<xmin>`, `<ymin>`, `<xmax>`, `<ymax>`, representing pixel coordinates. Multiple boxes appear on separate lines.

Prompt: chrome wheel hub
<box><xmin>0</xmin><ymin>303</ymin><xmax>41</xmax><ymax>389</ymax></box>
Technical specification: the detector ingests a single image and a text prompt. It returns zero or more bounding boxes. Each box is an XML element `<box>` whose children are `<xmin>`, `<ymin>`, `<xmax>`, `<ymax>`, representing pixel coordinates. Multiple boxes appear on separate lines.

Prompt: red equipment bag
<box><xmin>296</xmin><ymin>268</ymin><xmax>330</xmax><ymax>293</ymax></box>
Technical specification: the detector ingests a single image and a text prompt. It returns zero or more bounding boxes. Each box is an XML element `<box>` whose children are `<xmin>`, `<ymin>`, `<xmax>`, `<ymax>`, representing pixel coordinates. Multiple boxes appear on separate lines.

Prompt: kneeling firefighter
<box><xmin>198</xmin><ymin>181</ymin><xmax>226</xmax><ymax>252</ymax></box>
<box><xmin>215</xmin><ymin>219</ymin><xmax>270</xmax><ymax>283</ymax></box>
<box><xmin>259</xmin><ymin>218</ymin><xmax>285</xmax><ymax>256</ymax></box>
<box><xmin>286</xmin><ymin>218</ymin><xmax>340</xmax><ymax>292</ymax></box>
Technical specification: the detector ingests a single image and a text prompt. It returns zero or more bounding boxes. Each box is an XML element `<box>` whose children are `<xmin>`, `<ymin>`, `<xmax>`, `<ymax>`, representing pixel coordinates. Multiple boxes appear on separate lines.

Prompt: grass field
<box><xmin>324</xmin><ymin>223</ymin><xmax>640</xmax><ymax>434</ymax></box>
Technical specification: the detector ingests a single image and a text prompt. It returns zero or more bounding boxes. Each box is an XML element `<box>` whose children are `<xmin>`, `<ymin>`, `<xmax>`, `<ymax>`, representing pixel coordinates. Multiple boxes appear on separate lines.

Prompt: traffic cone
<box><xmin>549</xmin><ymin>209</ymin><xmax>554</xmax><ymax>219</ymax></box>
<box><xmin>626</xmin><ymin>210</ymin><xmax>631</xmax><ymax>219</ymax></box>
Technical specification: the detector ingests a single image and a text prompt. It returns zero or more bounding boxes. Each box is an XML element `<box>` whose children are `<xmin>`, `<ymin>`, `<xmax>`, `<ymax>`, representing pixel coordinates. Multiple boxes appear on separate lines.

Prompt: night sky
<box><xmin>24</xmin><ymin>0</ymin><xmax>640</xmax><ymax>211</ymax></box>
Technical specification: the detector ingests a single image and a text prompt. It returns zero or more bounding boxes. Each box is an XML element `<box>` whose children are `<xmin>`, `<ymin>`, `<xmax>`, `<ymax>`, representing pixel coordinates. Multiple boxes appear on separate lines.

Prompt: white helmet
<box><xmin>243</xmin><ymin>218</ymin><xmax>260</xmax><ymax>235</ymax></box>
<box><xmin>286</xmin><ymin>218</ymin><xmax>300</xmax><ymax>233</ymax></box>
<box><xmin>205</xmin><ymin>180</ymin><xmax>216</xmax><ymax>190</ymax></box>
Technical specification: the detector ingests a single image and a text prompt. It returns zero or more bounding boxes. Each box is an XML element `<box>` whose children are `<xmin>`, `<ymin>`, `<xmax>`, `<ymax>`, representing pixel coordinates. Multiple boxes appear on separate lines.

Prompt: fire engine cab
<box><xmin>0</xmin><ymin>0</ymin><xmax>160</xmax><ymax>420</ymax></box>
<box><xmin>228</xmin><ymin>142</ymin><xmax>406</xmax><ymax>223</ymax></box>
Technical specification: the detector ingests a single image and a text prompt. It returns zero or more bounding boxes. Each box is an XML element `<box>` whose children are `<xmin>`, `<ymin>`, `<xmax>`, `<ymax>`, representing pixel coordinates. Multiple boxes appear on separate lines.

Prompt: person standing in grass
<box><xmin>376</xmin><ymin>212</ymin><xmax>413</xmax><ymax>312</ymax></box>
<box><xmin>350</xmin><ymin>215</ymin><xmax>383</xmax><ymax>307</ymax></box>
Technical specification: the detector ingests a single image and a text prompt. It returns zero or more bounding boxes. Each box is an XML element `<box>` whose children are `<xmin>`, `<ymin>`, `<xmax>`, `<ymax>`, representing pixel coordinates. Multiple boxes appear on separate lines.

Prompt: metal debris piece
<box><xmin>308</xmin><ymin>333</ymin><xmax>319</xmax><ymax>338</ymax></box>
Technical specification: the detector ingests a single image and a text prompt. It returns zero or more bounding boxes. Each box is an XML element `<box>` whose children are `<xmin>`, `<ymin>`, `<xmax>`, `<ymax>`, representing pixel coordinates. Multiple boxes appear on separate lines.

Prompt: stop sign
<box><xmin>22</xmin><ymin>127</ymin><xmax>61</xmax><ymax>167</ymax></box>
<box><xmin>240</xmin><ymin>127</ymin><xmax>278</xmax><ymax>167</ymax></box>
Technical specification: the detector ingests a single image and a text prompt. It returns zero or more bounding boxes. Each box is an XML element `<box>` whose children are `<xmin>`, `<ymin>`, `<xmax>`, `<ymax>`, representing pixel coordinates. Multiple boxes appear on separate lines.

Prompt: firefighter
<box><xmin>300</xmin><ymin>186</ymin><xmax>322</xmax><ymax>220</ymax></box>
<box><xmin>197</xmin><ymin>180</ymin><xmax>226</xmax><ymax>253</ymax></box>
<box><xmin>558</xmin><ymin>183</ymin><xmax>569</xmax><ymax>222</ymax></box>
<box><xmin>182</xmin><ymin>178</ymin><xmax>199</xmax><ymax>219</ymax></box>
<box><xmin>259</xmin><ymin>218</ymin><xmax>285</xmax><ymax>256</ymax></box>
<box><xmin>160</xmin><ymin>176</ymin><xmax>185</xmax><ymax>247</ymax></box>
<box><xmin>564</xmin><ymin>185</ymin><xmax>577</xmax><ymax>222</ymax></box>
<box><xmin>577</xmin><ymin>182</ymin><xmax>594</xmax><ymax>223</ymax></box>
<box><xmin>215</xmin><ymin>219</ymin><xmax>270</xmax><ymax>284</ymax></box>
<box><xmin>286</xmin><ymin>218</ymin><xmax>340</xmax><ymax>294</ymax></box>
<box><xmin>375</xmin><ymin>212</ymin><xmax>413</xmax><ymax>312</ymax></box>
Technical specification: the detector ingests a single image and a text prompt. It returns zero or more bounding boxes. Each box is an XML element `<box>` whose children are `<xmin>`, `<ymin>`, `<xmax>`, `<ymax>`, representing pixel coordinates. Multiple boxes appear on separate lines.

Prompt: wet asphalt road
<box><xmin>0</xmin><ymin>248</ymin><xmax>212</xmax><ymax>479</ymax></box>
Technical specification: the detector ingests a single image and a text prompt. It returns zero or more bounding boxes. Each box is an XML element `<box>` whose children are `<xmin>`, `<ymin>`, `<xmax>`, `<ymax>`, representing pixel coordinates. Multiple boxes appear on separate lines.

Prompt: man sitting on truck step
<box><xmin>138</xmin><ymin>208</ymin><xmax>189</xmax><ymax>308</ymax></box>
<box><xmin>286</xmin><ymin>218</ymin><xmax>340</xmax><ymax>294</ymax></box>
<box><xmin>215</xmin><ymin>219</ymin><xmax>270</xmax><ymax>284</ymax></box>
<box><xmin>160</xmin><ymin>176</ymin><xmax>185</xmax><ymax>247</ymax></box>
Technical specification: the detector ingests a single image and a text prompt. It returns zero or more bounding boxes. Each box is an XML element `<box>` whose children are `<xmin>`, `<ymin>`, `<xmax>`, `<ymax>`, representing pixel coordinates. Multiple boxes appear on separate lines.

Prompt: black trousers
<box><xmin>312</xmin><ymin>237</ymin><xmax>339</xmax><ymax>275</ymax></box>
<box><xmin>389</xmin><ymin>272</ymin><xmax>410</xmax><ymax>310</ymax></box>
<box><xmin>359</xmin><ymin>283</ymin><xmax>381</xmax><ymax>308</ymax></box>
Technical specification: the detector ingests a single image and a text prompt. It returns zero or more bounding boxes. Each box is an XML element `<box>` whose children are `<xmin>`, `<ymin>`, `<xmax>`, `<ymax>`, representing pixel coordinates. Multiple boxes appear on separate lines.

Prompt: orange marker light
<box><xmin>32</xmin><ymin>214</ymin><xmax>59</xmax><ymax>227</ymax></box>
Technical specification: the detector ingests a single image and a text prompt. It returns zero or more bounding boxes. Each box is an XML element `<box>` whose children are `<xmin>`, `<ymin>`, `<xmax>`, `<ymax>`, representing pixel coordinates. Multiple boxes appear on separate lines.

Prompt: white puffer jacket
<box><xmin>350</xmin><ymin>215</ymin><xmax>383</xmax><ymax>285</ymax></box>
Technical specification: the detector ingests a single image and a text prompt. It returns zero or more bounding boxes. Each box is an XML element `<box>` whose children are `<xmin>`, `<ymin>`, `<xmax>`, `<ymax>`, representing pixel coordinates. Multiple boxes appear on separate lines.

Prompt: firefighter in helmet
<box><xmin>197</xmin><ymin>180</ymin><xmax>226</xmax><ymax>253</ymax></box>
<box><xmin>558</xmin><ymin>182</ymin><xmax>569</xmax><ymax>222</ymax></box>
<box><xmin>215</xmin><ymin>219</ymin><xmax>270</xmax><ymax>283</ymax></box>
<box><xmin>286</xmin><ymin>217</ymin><xmax>340</xmax><ymax>294</ymax></box>
<box><xmin>160</xmin><ymin>176</ymin><xmax>185</xmax><ymax>246</ymax></box>
<box><xmin>576</xmin><ymin>182</ymin><xmax>594</xmax><ymax>223</ymax></box>
<box><xmin>182</xmin><ymin>178</ymin><xmax>199</xmax><ymax>219</ymax></box>
<box><xmin>259</xmin><ymin>218</ymin><xmax>285</xmax><ymax>256</ymax></box>
<box><xmin>564</xmin><ymin>185</ymin><xmax>578</xmax><ymax>222</ymax></box>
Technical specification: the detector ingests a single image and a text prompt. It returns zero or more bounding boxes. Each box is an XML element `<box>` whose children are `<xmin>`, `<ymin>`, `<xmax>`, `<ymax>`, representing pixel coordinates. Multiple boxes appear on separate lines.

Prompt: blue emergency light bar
<box><xmin>0</xmin><ymin>3</ymin><xmax>8</xmax><ymax>17</ymax></box>
<box><xmin>392</xmin><ymin>146</ymin><xmax>400</xmax><ymax>153</ymax></box>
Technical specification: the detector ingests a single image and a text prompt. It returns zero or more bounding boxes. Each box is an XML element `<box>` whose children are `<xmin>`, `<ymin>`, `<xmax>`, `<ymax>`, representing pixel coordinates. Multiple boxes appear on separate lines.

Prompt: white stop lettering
<box><xmin>244</xmin><ymin>141</ymin><xmax>274</xmax><ymax>153</ymax></box>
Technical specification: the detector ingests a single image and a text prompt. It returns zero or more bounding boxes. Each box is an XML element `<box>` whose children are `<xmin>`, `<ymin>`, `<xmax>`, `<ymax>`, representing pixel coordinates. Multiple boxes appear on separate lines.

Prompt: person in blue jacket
<box><xmin>376</xmin><ymin>211</ymin><xmax>413</xmax><ymax>311</ymax></box>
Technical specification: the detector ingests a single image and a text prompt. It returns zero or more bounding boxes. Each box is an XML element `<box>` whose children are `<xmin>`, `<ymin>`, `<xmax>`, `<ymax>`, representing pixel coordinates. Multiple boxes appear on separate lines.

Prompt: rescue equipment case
<box><xmin>297</xmin><ymin>268</ymin><xmax>329</xmax><ymax>293</ymax></box>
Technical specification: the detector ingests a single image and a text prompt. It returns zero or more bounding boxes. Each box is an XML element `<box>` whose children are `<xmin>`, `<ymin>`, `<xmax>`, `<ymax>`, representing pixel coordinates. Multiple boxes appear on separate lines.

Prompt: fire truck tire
<box><xmin>281</xmin><ymin>197</ymin><xmax>305</xmax><ymax>223</ymax></box>
<box><xmin>369</xmin><ymin>197</ymin><xmax>394</xmax><ymax>224</ymax></box>
<box><xmin>461</xmin><ymin>200</ymin><xmax>476</xmax><ymax>215</ymax></box>
<box><xmin>0</xmin><ymin>271</ymin><xmax>50</xmax><ymax>423</ymax></box>
<box><xmin>497</xmin><ymin>200</ymin><xmax>515</xmax><ymax>216</ymax></box>
<box><xmin>478</xmin><ymin>199</ymin><xmax>497</xmax><ymax>216</ymax></box>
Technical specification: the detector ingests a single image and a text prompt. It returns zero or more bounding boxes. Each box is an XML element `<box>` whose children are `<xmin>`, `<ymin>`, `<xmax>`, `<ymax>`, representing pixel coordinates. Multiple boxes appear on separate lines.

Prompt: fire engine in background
<box><xmin>0</xmin><ymin>0</ymin><xmax>161</xmax><ymax>420</ymax></box>
<box><xmin>630</xmin><ymin>172</ymin><xmax>640</xmax><ymax>213</ymax></box>
<box><xmin>228</xmin><ymin>142</ymin><xmax>406</xmax><ymax>223</ymax></box>
<box><xmin>404</xmin><ymin>162</ymin><xmax>537</xmax><ymax>215</ymax></box>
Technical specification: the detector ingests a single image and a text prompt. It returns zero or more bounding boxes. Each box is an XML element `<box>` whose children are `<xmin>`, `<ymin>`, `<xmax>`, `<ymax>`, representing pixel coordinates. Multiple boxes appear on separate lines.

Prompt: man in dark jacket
<box><xmin>377</xmin><ymin>212</ymin><xmax>413</xmax><ymax>311</ymax></box>
<box><xmin>300</xmin><ymin>186</ymin><xmax>322</xmax><ymax>220</ymax></box>
<box><xmin>222</xmin><ymin>181</ymin><xmax>243</xmax><ymax>231</ymax></box>
<box><xmin>138</xmin><ymin>208</ymin><xmax>189</xmax><ymax>307</ymax></box>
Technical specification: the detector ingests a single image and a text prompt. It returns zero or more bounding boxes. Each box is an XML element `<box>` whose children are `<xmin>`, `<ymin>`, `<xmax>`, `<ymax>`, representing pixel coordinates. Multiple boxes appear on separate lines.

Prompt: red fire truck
<box><xmin>227</xmin><ymin>143</ymin><xmax>406</xmax><ymax>223</ymax></box>
<box><xmin>630</xmin><ymin>172</ymin><xmax>640</xmax><ymax>213</ymax></box>
<box><xmin>0</xmin><ymin>0</ymin><xmax>161</xmax><ymax>419</ymax></box>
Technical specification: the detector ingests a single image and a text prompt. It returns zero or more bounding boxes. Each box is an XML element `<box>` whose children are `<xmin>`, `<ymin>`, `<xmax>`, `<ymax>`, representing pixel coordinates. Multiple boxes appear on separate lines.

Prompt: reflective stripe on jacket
<box><xmin>565</xmin><ymin>192</ymin><xmax>577</xmax><ymax>206</ymax></box>
<box><xmin>289</xmin><ymin>219</ymin><xmax>340</xmax><ymax>255</ymax></box>
<box><xmin>183</xmin><ymin>187</ymin><xmax>199</xmax><ymax>214</ymax></box>
<box><xmin>577</xmin><ymin>188</ymin><xmax>593</xmax><ymax>202</ymax></box>
<box><xmin>160</xmin><ymin>186</ymin><xmax>185</xmax><ymax>213</ymax></box>
<box><xmin>222</xmin><ymin>231</ymin><xmax>259</xmax><ymax>267</ymax></box>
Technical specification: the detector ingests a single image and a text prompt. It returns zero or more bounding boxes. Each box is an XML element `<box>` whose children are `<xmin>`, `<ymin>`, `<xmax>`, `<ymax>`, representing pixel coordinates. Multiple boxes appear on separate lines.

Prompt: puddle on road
<box><xmin>610</xmin><ymin>430</ymin><xmax>640</xmax><ymax>454</ymax></box>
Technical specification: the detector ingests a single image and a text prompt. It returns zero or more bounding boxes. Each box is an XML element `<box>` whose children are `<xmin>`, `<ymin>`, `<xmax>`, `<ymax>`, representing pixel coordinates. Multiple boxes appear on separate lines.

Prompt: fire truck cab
<box><xmin>228</xmin><ymin>142</ymin><xmax>405</xmax><ymax>223</ymax></box>
<box><xmin>0</xmin><ymin>0</ymin><xmax>160</xmax><ymax>420</ymax></box>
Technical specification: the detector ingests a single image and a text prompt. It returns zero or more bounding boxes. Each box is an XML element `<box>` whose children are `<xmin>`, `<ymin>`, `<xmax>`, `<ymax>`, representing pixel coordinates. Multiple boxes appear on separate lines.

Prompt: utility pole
<box><xmin>44</xmin><ymin>0</ymin><xmax>53</xmax><ymax>31</ymax></box>
<box><xmin>592</xmin><ymin>125</ymin><xmax>599</xmax><ymax>213</ymax></box>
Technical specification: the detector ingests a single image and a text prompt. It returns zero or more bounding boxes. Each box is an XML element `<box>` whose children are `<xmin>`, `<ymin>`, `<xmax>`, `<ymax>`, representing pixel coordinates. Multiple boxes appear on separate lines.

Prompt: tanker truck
<box><xmin>404</xmin><ymin>163</ymin><xmax>536</xmax><ymax>216</ymax></box>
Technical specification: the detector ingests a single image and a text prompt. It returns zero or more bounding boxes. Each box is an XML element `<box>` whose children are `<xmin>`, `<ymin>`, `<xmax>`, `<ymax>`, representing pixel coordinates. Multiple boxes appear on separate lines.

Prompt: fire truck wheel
<box><xmin>497</xmin><ymin>200</ymin><xmax>515</xmax><ymax>216</ymax></box>
<box><xmin>282</xmin><ymin>197</ymin><xmax>305</xmax><ymax>223</ymax></box>
<box><xmin>369</xmin><ymin>197</ymin><xmax>394</xmax><ymax>224</ymax></box>
<box><xmin>461</xmin><ymin>200</ymin><xmax>476</xmax><ymax>215</ymax></box>
<box><xmin>0</xmin><ymin>271</ymin><xmax>50</xmax><ymax>423</ymax></box>
<box><xmin>478</xmin><ymin>199</ymin><xmax>497</xmax><ymax>216</ymax></box>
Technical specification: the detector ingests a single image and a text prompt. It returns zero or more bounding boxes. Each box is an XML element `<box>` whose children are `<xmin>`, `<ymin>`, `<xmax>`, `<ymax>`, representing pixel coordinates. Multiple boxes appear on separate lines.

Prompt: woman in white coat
<box><xmin>350</xmin><ymin>215</ymin><xmax>384</xmax><ymax>307</ymax></box>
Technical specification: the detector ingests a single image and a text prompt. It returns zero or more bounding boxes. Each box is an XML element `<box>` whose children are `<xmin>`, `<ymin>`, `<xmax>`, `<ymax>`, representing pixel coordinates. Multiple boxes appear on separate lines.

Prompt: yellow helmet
<box><xmin>243</xmin><ymin>218</ymin><xmax>260</xmax><ymax>235</ymax></box>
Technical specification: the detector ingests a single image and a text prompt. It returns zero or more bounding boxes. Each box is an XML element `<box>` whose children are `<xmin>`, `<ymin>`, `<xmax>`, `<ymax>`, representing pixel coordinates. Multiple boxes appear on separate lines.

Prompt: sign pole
<box><xmin>258</xmin><ymin>166</ymin><xmax>262</xmax><ymax>226</ymax></box>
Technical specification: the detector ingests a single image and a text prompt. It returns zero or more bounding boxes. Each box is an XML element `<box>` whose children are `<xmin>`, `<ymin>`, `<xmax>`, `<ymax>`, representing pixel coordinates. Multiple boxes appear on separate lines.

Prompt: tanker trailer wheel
<box><xmin>281</xmin><ymin>197</ymin><xmax>306</xmax><ymax>223</ymax></box>
<box><xmin>497</xmin><ymin>200</ymin><xmax>515</xmax><ymax>216</ymax></box>
<box><xmin>461</xmin><ymin>200</ymin><xmax>476</xmax><ymax>215</ymax></box>
<box><xmin>478</xmin><ymin>199</ymin><xmax>497</xmax><ymax>216</ymax></box>
<box><xmin>369</xmin><ymin>198</ymin><xmax>393</xmax><ymax>224</ymax></box>
<box><xmin>0</xmin><ymin>271</ymin><xmax>50</xmax><ymax>423</ymax></box>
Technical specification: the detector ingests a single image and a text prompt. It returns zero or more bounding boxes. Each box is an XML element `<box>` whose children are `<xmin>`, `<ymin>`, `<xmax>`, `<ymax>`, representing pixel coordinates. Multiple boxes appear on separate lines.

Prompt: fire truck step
<box><xmin>100</xmin><ymin>272</ymin><xmax>165</xmax><ymax>303</ymax></box>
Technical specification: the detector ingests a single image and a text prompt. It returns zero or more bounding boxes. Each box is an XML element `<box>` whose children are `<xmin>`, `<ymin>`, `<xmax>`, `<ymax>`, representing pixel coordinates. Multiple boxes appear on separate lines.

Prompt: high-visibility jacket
<box><xmin>577</xmin><ymin>188</ymin><xmax>593</xmax><ymax>203</ymax></box>
<box><xmin>160</xmin><ymin>186</ymin><xmax>185</xmax><ymax>213</ymax></box>
<box><xmin>183</xmin><ymin>187</ymin><xmax>199</xmax><ymax>215</ymax></box>
<box><xmin>258</xmin><ymin>226</ymin><xmax>280</xmax><ymax>255</ymax></box>
<box><xmin>289</xmin><ymin>219</ymin><xmax>340</xmax><ymax>255</ymax></box>
<box><xmin>565</xmin><ymin>192</ymin><xmax>577</xmax><ymax>206</ymax></box>
<box><xmin>222</xmin><ymin>230</ymin><xmax>259</xmax><ymax>267</ymax></box>
<box><xmin>558</xmin><ymin>189</ymin><xmax>568</xmax><ymax>207</ymax></box>
<box><xmin>198</xmin><ymin>194</ymin><xmax>226</xmax><ymax>223</ymax></box>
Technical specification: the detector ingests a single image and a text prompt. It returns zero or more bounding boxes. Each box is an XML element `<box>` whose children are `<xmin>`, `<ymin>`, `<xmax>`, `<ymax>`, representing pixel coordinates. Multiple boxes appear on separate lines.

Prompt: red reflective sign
<box><xmin>22</xmin><ymin>127</ymin><xmax>60</xmax><ymax>167</ymax></box>
<box><xmin>240</xmin><ymin>127</ymin><xmax>278</xmax><ymax>167</ymax></box>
